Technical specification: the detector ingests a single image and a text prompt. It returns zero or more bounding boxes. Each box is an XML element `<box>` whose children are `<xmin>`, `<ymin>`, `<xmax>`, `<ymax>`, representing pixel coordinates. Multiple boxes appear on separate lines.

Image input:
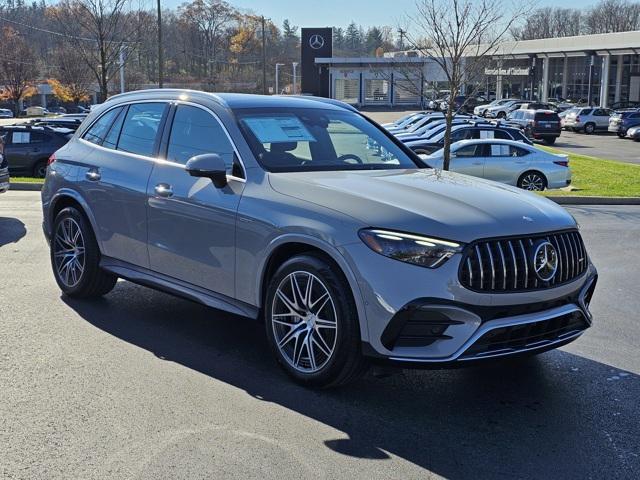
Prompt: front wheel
<box><xmin>51</xmin><ymin>207</ymin><xmax>117</xmax><ymax>297</ymax></box>
<box><xmin>264</xmin><ymin>254</ymin><xmax>368</xmax><ymax>388</ymax></box>
<box><xmin>584</xmin><ymin>123</ymin><xmax>596</xmax><ymax>134</ymax></box>
<box><xmin>518</xmin><ymin>171</ymin><xmax>547</xmax><ymax>191</ymax></box>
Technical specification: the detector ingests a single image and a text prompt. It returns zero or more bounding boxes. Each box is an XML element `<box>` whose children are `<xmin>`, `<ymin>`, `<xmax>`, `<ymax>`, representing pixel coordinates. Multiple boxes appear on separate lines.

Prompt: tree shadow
<box><xmin>63</xmin><ymin>281</ymin><xmax>640</xmax><ymax>479</ymax></box>
<box><xmin>0</xmin><ymin>217</ymin><xmax>27</xmax><ymax>247</ymax></box>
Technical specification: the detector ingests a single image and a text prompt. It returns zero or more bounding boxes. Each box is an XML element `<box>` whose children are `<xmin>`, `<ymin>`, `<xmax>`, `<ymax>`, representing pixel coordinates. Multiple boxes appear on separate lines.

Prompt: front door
<box><xmin>146</xmin><ymin>103</ymin><xmax>245</xmax><ymax>298</ymax></box>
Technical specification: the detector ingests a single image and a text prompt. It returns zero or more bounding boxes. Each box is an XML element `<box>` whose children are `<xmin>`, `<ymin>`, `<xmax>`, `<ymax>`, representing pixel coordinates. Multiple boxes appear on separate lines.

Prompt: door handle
<box><xmin>154</xmin><ymin>183</ymin><xmax>173</xmax><ymax>198</ymax></box>
<box><xmin>85</xmin><ymin>169</ymin><xmax>101</xmax><ymax>181</ymax></box>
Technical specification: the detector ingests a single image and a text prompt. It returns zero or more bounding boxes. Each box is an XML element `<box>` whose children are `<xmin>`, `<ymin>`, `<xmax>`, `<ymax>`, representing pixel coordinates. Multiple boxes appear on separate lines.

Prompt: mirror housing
<box><xmin>185</xmin><ymin>154</ymin><xmax>227</xmax><ymax>188</ymax></box>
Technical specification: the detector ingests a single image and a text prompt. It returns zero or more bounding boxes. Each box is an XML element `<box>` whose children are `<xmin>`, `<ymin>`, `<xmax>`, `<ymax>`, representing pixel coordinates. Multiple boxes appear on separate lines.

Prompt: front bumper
<box><xmin>339</xmin><ymin>241</ymin><xmax>596</xmax><ymax>365</ymax></box>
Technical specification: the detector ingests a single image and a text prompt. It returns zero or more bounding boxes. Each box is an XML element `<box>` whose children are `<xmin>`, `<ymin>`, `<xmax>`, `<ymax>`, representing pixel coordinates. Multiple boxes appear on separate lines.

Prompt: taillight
<box><xmin>554</xmin><ymin>160</ymin><xmax>569</xmax><ymax>167</ymax></box>
<box><xmin>48</xmin><ymin>153</ymin><xmax>56</xmax><ymax>165</ymax></box>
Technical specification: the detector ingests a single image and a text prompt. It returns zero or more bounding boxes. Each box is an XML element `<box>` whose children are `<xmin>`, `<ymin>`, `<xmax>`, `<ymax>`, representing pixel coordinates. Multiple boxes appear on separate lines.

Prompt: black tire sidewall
<box><xmin>51</xmin><ymin>207</ymin><xmax>102</xmax><ymax>295</ymax></box>
<box><xmin>264</xmin><ymin>254</ymin><xmax>361</xmax><ymax>387</ymax></box>
<box><xmin>518</xmin><ymin>171</ymin><xmax>547</xmax><ymax>191</ymax></box>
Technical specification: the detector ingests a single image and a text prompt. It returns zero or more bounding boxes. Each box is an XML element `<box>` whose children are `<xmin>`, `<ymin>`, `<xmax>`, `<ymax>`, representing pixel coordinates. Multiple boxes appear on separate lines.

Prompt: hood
<box><xmin>268</xmin><ymin>169</ymin><xmax>576</xmax><ymax>244</ymax></box>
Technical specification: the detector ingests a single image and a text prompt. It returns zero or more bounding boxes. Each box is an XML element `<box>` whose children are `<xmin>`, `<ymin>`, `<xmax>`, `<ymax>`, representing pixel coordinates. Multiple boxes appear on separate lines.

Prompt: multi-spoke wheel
<box><xmin>265</xmin><ymin>254</ymin><xmax>368</xmax><ymax>387</ymax></box>
<box><xmin>518</xmin><ymin>171</ymin><xmax>547</xmax><ymax>191</ymax></box>
<box><xmin>50</xmin><ymin>207</ymin><xmax>117</xmax><ymax>297</ymax></box>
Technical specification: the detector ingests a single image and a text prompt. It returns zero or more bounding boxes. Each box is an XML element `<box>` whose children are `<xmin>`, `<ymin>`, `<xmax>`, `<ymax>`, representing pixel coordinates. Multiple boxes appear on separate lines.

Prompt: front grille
<box><xmin>460</xmin><ymin>230</ymin><xmax>587</xmax><ymax>292</ymax></box>
<box><xmin>460</xmin><ymin>310</ymin><xmax>588</xmax><ymax>359</ymax></box>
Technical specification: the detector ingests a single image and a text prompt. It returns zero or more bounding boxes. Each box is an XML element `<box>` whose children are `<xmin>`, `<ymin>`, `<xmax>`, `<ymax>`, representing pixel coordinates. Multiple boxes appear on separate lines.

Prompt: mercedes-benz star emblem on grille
<box><xmin>533</xmin><ymin>241</ymin><xmax>558</xmax><ymax>282</ymax></box>
<box><xmin>309</xmin><ymin>34</ymin><xmax>325</xmax><ymax>49</ymax></box>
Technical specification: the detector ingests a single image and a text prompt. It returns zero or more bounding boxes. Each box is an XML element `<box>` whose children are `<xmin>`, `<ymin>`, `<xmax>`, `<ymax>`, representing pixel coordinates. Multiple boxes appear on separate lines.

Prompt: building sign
<box><xmin>301</xmin><ymin>28</ymin><xmax>333</xmax><ymax>97</ymax></box>
<box><xmin>484</xmin><ymin>67</ymin><xmax>531</xmax><ymax>76</ymax></box>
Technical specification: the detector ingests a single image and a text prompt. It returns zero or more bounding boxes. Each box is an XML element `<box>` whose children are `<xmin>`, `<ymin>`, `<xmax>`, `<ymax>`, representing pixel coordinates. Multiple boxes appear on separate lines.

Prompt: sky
<box><xmin>162</xmin><ymin>0</ymin><xmax>598</xmax><ymax>30</ymax></box>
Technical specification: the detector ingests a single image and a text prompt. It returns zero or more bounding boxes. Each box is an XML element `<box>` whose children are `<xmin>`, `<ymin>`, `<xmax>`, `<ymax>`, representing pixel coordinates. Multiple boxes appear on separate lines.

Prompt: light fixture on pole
<box><xmin>292</xmin><ymin>62</ymin><xmax>299</xmax><ymax>95</ymax></box>
<box><xmin>275</xmin><ymin>63</ymin><xmax>284</xmax><ymax>95</ymax></box>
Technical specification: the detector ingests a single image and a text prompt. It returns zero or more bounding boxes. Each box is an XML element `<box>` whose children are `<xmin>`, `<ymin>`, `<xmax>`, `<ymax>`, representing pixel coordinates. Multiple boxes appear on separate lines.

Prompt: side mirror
<box><xmin>185</xmin><ymin>153</ymin><xmax>227</xmax><ymax>188</ymax></box>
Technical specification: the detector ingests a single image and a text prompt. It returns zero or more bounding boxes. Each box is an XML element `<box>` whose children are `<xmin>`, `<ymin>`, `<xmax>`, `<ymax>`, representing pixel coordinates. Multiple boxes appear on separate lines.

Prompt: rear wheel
<box><xmin>51</xmin><ymin>207</ymin><xmax>117</xmax><ymax>298</ymax></box>
<box><xmin>497</xmin><ymin>111</ymin><xmax>506</xmax><ymax>119</ymax></box>
<box><xmin>544</xmin><ymin>136</ymin><xmax>557</xmax><ymax>145</ymax></box>
<box><xmin>517</xmin><ymin>171</ymin><xmax>547</xmax><ymax>191</ymax></box>
<box><xmin>584</xmin><ymin>122</ymin><xmax>596</xmax><ymax>134</ymax></box>
<box><xmin>618</xmin><ymin>132</ymin><xmax>626</xmax><ymax>138</ymax></box>
<box><xmin>264</xmin><ymin>254</ymin><xmax>368</xmax><ymax>388</ymax></box>
<box><xmin>33</xmin><ymin>160</ymin><xmax>48</xmax><ymax>178</ymax></box>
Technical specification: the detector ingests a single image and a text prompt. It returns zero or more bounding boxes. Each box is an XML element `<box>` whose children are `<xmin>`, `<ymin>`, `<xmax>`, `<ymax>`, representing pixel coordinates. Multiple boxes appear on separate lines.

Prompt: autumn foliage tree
<box><xmin>48</xmin><ymin>47</ymin><xmax>94</xmax><ymax>105</ymax></box>
<box><xmin>0</xmin><ymin>27</ymin><xmax>38</xmax><ymax>114</ymax></box>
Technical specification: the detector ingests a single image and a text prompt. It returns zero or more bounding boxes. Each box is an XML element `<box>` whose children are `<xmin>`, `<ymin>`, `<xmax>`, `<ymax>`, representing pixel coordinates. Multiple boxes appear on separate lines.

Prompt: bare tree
<box><xmin>583</xmin><ymin>0</ymin><xmax>640</xmax><ymax>34</ymax></box>
<box><xmin>512</xmin><ymin>8</ymin><xmax>582</xmax><ymax>40</ymax></box>
<box><xmin>406</xmin><ymin>0</ymin><xmax>526</xmax><ymax>170</ymax></box>
<box><xmin>51</xmin><ymin>0</ymin><xmax>143</xmax><ymax>101</ymax></box>
<box><xmin>0</xmin><ymin>26</ymin><xmax>38</xmax><ymax>114</ymax></box>
<box><xmin>50</xmin><ymin>46</ymin><xmax>96</xmax><ymax>105</ymax></box>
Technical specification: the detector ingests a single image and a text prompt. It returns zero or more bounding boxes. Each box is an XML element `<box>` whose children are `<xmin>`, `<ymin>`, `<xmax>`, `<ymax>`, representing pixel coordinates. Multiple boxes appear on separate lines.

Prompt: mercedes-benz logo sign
<box><xmin>532</xmin><ymin>241</ymin><xmax>558</xmax><ymax>282</ymax></box>
<box><xmin>309</xmin><ymin>34</ymin><xmax>325</xmax><ymax>50</ymax></box>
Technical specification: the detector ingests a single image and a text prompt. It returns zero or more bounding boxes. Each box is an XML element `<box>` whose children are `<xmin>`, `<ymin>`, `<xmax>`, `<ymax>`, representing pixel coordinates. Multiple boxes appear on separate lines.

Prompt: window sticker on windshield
<box><xmin>242</xmin><ymin>116</ymin><xmax>316</xmax><ymax>143</ymax></box>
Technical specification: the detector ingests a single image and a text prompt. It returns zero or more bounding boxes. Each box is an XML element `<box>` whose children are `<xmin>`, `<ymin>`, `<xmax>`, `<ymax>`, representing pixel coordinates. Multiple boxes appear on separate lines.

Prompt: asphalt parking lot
<box><xmin>1</xmin><ymin>191</ymin><xmax>639</xmax><ymax>479</ymax></box>
<box><xmin>364</xmin><ymin>110</ymin><xmax>640</xmax><ymax>165</ymax></box>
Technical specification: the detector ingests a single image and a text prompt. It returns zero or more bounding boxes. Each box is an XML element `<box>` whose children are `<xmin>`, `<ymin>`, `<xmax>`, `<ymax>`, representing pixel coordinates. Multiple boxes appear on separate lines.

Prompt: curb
<box><xmin>547</xmin><ymin>196</ymin><xmax>640</xmax><ymax>205</ymax></box>
<box><xmin>9</xmin><ymin>182</ymin><xmax>43</xmax><ymax>191</ymax></box>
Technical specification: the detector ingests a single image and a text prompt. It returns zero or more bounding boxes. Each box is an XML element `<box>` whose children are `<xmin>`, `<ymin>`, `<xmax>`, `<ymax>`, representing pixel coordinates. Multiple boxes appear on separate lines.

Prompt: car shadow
<box><xmin>0</xmin><ymin>217</ymin><xmax>27</xmax><ymax>247</ymax></box>
<box><xmin>63</xmin><ymin>281</ymin><xmax>639</xmax><ymax>479</ymax></box>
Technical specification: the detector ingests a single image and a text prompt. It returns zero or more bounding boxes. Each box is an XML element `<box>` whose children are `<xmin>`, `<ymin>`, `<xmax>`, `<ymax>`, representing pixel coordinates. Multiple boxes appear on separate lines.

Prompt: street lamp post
<box><xmin>275</xmin><ymin>63</ymin><xmax>284</xmax><ymax>95</ymax></box>
<box><xmin>292</xmin><ymin>62</ymin><xmax>299</xmax><ymax>95</ymax></box>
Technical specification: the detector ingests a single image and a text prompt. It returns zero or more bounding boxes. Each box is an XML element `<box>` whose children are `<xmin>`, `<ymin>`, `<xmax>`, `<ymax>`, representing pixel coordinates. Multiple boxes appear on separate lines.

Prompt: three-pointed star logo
<box><xmin>533</xmin><ymin>241</ymin><xmax>558</xmax><ymax>282</ymax></box>
<box><xmin>309</xmin><ymin>34</ymin><xmax>325</xmax><ymax>50</ymax></box>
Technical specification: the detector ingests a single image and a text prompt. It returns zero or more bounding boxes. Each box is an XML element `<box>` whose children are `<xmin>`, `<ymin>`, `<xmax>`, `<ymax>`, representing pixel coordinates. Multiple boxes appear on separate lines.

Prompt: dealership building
<box><xmin>302</xmin><ymin>30</ymin><xmax>640</xmax><ymax>108</ymax></box>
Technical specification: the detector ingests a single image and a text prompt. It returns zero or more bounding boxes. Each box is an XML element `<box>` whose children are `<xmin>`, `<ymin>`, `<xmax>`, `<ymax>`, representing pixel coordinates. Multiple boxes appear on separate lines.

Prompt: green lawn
<box><xmin>11</xmin><ymin>177</ymin><xmax>45</xmax><ymax>184</ymax></box>
<box><xmin>540</xmin><ymin>148</ymin><xmax>640</xmax><ymax>197</ymax></box>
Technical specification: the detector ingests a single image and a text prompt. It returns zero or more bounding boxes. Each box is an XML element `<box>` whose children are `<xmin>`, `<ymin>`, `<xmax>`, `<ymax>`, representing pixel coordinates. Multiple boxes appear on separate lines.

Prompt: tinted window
<box><xmin>167</xmin><ymin>105</ymin><xmax>240</xmax><ymax>175</ymax></box>
<box><xmin>102</xmin><ymin>108</ymin><xmax>126</xmax><ymax>150</ymax></box>
<box><xmin>455</xmin><ymin>144</ymin><xmax>484</xmax><ymax>157</ymax></box>
<box><xmin>535</xmin><ymin>112</ymin><xmax>560</xmax><ymax>121</ymax></box>
<box><xmin>84</xmin><ymin>107</ymin><xmax>122</xmax><ymax>145</ymax></box>
<box><xmin>580</xmin><ymin>108</ymin><xmax>593</xmax><ymax>115</ymax></box>
<box><xmin>493</xmin><ymin>130</ymin><xmax>511</xmax><ymax>140</ymax></box>
<box><xmin>117</xmin><ymin>103</ymin><xmax>165</xmax><ymax>156</ymax></box>
<box><xmin>511</xmin><ymin>145</ymin><xmax>529</xmax><ymax>157</ymax></box>
<box><xmin>451</xmin><ymin>128</ymin><xmax>474</xmax><ymax>141</ymax></box>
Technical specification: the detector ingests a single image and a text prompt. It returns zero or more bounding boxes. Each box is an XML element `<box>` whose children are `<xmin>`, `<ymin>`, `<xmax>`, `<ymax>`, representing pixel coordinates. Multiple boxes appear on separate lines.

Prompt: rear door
<box><xmin>3</xmin><ymin>130</ymin><xmax>33</xmax><ymax>174</ymax></box>
<box><xmin>78</xmin><ymin>102</ymin><xmax>168</xmax><ymax>268</ymax></box>
<box><xmin>592</xmin><ymin>109</ymin><xmax>611</xmax><ymax>129</ymax></box>
<box><xmin>146</xmin><ymin>103</ymin><xmax>245</xmax><ymax>297</ymax></box>
<box><xmin>450</xmin><ymin>143</ymin><xmax>486</xmax><ymax>177</ymax></box>
<box><xmin>483</xmin><ymin>143</ymin><xmax>530</xmax><ymax>184</ymax></box>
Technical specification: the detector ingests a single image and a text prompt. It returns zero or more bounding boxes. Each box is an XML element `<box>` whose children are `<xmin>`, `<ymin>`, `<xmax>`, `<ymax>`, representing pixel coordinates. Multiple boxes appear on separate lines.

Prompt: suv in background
<box><xmin>0</xmin><ymin>133</ymin><xmax>8</xmax><ymax>193</ymax></box>
<box><xmin>506</xmin><ymin>109</ymin><xmax>562</xmax><ymax>144</ymax></box>
<box><xmin>0</xmin><ymin>125</ymin><xmax>73</xmax><ymax>177</ymax></box>
<box><xmin>484</xmin><ymin>100</ymin><xmax>527</xmax><ymax>119</ymax></box>
<box><xmin>608</xmin><ymin>109</ymin><xmax>640</xmax><ymax>138</ymax></box>
<box><xmin>562</xmin><ymin>107</ymin><xmax>611</xmax><ymax>134</ymax></box>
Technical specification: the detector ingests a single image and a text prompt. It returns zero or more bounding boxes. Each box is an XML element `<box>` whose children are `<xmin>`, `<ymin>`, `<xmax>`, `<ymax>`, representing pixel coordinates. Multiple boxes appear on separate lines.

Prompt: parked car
<box><xmin>49</xmin><ymin>106</ymin><xmax>67</xmax><ymax>114</ymax></box>
<box><xmin>424</xmin><ymin>139</ymin><xmax>571</xmax><ymax>190</ymax></box>
<box><xmin>562</xmin><ymin>107</ymin><xmax>611</xmax><ymax>134</ymax></box>
<box><xmin>28</xmin><ymin>117</ymin><xmax>84</xmax><ymax>131</ymax></box>
<box><xmin>473</xmin><ymin>98</ymin><xmax>518</xmax><ymax>117</ymax></box>
<box><xmin>395</xmin><ymin>115</ymin><xmax>473</xmax><ymax>143</ymax></box>
<box><xmin>381</xmin><ymin>111</ymin><xmax>426</xmax><ymax>130</ymax></box>
<box><xmin>506</xmin><ymin>109</ymin><xmax>562</xmax><ymax>144</ymax></box>
<box><xmin>609</xmin><ymin>101</ymin><xmax>640</xmax><ymax>110</ymax></box>
<box><xmin>0</xmin><ymin>134</ymin><xmax>8</xmax><ymax>194</ymax></box>
<box><xmin>439</xmin><ymin>95</ymin><xmax>487</xmax><ymax>114</ymax></box>
<box><xmin>624</xmin><ymin>124</ymin><xmax>640</xmax><ymax>140</ymax></box>
<box><xmin>0</xmin><ymin>108</ymin><xmax>14</xmax><ymax>118</ymax></box>
<box><xmin>484</xmin><ymin>100</ymin><xmax>528</xmax><ymax>118</ymax></box>
<box><xmin>0</xmin><ymin>125</ymin><xmax>73</xmax><ymax>177</ymax></box>
<box><xmin>608</xmin><ymin>109</ymin><xmax>640</xmax><ymax>138</ymax></box>
<box><xmin>25</xmin><ymin>106</ymin><xmax>50</xmax><ymax>117</ymax></box>
<box><xmin>41</xmin><ymin>90</ymin><xmax>597</xmax><ymax>387</ymax></box>
<box><xmin>518</xmin><ymin>102</ymin><xmax>558</xmax><ymax>112</ymax></box>
<box><xmin>405</xmin><ymin>122</ymin><xmax>532</xmax><ymax>155</ymax></box>
<box><xmin>384</xmin><ymin>112</ymin><xmax>431</xmax><ymax>134</ymax></box>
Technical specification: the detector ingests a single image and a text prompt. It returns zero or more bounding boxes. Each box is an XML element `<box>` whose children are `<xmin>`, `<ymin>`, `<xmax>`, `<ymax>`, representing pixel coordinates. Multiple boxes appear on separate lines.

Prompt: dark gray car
<box><xmin>41</xmin><ymin>90</ymin><xmax>597</xmax><ymax>387</ymax></box>
<box><xmin>0</xmin><ymin>125</ymin><xmax>72</xmax><ymax>177</ymax></box>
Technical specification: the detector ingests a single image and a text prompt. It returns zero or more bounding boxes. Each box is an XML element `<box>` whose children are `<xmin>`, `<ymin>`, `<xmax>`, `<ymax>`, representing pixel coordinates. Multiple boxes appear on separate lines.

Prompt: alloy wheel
<box><xmin>271</xmin><ymin>271</ymin><xmax>338</xmax><ymax>373</ymax></box>
<box><xmin>520</xmin><ymin>173</ymin><xmax>545</xmax><ymax>191</ymax></box>
<box><xmin>53</xmin><ymin>217</ymin><xmax>86</xmax><ymax>288</ymax></box>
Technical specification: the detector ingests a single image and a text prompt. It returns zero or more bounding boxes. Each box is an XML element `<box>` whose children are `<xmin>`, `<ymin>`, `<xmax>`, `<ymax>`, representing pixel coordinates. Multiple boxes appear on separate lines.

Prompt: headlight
<box><xmin>358</xmin><ymin>229</ymin><xmax>463</xmax><ymax>268</ymax></box>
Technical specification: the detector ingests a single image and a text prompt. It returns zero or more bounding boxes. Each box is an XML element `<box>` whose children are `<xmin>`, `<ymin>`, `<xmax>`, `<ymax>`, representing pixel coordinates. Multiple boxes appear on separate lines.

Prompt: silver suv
<box><xmin>41</xmin><ymin>90</ymin><xmax>597</xmax><ymax>387</ymax></box>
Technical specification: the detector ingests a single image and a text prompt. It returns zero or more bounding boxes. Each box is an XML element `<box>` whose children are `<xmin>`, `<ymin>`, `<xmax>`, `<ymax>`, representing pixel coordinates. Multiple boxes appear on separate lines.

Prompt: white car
<box><xmin>423</xmin><ymin>139</ymin><xmax>571</xmax><ymax>191</ymax></box>
<box><xmin>473</xmin><ymin>99</ymin><xmax>517</xmax><ymax>116</ymax></box>
<box><xmin>484</xmin><ymin>100</ymin><xmax>527</xmax><ymax>119</ymax></box>
<box><xmin>562</xmin><ymin>107</ymin><xmax>612</xmax><ymax>133</ymax></box>
<box><xmin>0</xmin><ymin>108</ymin><xmax>13</xmax><ymax>118</ymax></box>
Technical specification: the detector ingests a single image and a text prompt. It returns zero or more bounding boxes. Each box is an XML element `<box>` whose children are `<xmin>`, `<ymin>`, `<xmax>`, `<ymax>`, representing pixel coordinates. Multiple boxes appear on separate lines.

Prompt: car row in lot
<box><xmin>381</xmin><ymin>109</ymin><xmax>569</xmax><ymax>191</ymax></box>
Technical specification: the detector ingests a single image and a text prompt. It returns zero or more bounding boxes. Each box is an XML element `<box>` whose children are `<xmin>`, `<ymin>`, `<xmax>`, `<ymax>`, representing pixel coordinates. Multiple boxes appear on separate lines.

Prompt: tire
<box><xmin>584</xmin><ymin>123</ymin><xmax>595</xmax><ymax>134</ymax></box>
<box><xmin>618</xmin><ymin>132</ymin><xmax>626</xmax><ymax>138</ymax></box>
<box><xmin>545</xmin><ymin>136</ymin><xmax>557</xmax><ymax>145</ymax></box>
<box><xmin>264</xmin><ymin>253</ymin><xmax>368</xmax><ymax>388</ymax></box>
<box><xmin>33</xmin><ymin>160</ymin><xmax>48</xmax><ymax>178</ymax></box>
<box><xmin>497</xmin><ymin>111</ymin><xmax>506</xmax><ymax>119</ymax></box>
<box><xmin>517</xmin><ymin>171</ymin><xmax>547</xmax><ymax>191</ymax></box>
<box><xmin>50</xmin><ymin>207</ymin><xmax>117</xmax><ymax>298</ymax></box>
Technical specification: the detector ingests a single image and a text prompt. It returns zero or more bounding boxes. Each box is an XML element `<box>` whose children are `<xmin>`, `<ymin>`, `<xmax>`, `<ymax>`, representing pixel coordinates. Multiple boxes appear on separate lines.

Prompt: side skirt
<box><xmin>100</xmin><ymin>256</ymin><xmax>259</xmax><ymax>320</ymax></box>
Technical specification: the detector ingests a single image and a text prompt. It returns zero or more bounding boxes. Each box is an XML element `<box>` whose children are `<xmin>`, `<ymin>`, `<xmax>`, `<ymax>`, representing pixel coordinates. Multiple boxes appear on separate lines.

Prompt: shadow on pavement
<box><xmin>63</xmin><ymin>281</ymin><xmax>639</xmax><ymax>479</ymax></box>
<box><xmin>0</xmin><ymin>217</ymin><xmax>27</xmax><ymax>247</ymax></box>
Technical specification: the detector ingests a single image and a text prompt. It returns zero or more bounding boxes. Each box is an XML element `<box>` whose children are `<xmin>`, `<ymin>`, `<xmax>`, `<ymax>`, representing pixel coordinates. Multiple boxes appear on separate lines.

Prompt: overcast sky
<box><xmin>162</xmin><ymin>0</ymin><xmax>599</xmax><ymax>29</ymax></box>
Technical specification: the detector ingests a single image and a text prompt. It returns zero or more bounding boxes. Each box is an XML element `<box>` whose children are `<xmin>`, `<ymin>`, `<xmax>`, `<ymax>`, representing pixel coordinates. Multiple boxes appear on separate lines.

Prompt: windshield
<box><xmin>235</xmin><ymin>107</ymin><xmax>421</xmax><ymax>172</ymax></box>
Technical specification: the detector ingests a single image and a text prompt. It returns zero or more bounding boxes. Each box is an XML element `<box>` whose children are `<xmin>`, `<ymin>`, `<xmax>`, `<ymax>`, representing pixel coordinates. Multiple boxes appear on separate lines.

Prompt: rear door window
<box><xmin>493</xmin><ymin>130</ymin><xmax>511</xmax><ymax>140</ymax></box>
<box><xmin>117</xmin><ymin>103</ymin><xmax>166</xmax><ymax>157</ymax></box>
<box><xmin>84</xmin><ymin>107</ymin><xmax>122</xmax><ymax>145</ymax></box>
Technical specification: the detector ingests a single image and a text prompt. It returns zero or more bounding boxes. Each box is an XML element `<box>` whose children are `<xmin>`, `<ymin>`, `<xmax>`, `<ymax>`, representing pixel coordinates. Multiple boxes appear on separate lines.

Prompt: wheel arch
<box><xmin>48</xmin><ymin>190</ymin><xmax>102</xmax><ymax>250</ymax></box>
<box><xmin>256</xmin><ymin>235</ymin><xmax>369</xmax><ymax>341</ymax></box>
<box><xmin>517</xmin><ymin>169</ymin><xmax>548</xmax><ymax>190</ymax></box>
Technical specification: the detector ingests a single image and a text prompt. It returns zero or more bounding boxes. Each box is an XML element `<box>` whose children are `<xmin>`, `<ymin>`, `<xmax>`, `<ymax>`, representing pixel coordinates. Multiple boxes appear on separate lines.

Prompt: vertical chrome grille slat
<box><xmin>461</xmin><ymin>231</ymin><xmax>587</xmax><ymax>292</ymax></box>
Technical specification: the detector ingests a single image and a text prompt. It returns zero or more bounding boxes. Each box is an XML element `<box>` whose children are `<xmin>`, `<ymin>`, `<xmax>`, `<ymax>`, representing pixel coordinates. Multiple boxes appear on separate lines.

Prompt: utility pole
<box><xmin>261</xmin><ymin>16</ymin><xmax>267</xmax><ymax>95</ymax></box>
<box><xmin>292</xmin><ymin>62</ymin><xmax>298</xmax><ymax>95</ymax></box>
<box><xmin>275</xmin><ymin>63</ymin><xmax>284</xmax><ymax>94</ymax></box>
<box><xmin>119</xmin><ymin>45</ymin><xmax>125</xmax><ymax>93</ymax></box>
<box><xmin>157</xmin><ymin>0</ymin><xmax>163</xmax><ymax>88</ymax></box>
<box><xmin>397</xmin><ymin>28</ymin><xmax>406</xmax><ymax>50</ymax></box>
